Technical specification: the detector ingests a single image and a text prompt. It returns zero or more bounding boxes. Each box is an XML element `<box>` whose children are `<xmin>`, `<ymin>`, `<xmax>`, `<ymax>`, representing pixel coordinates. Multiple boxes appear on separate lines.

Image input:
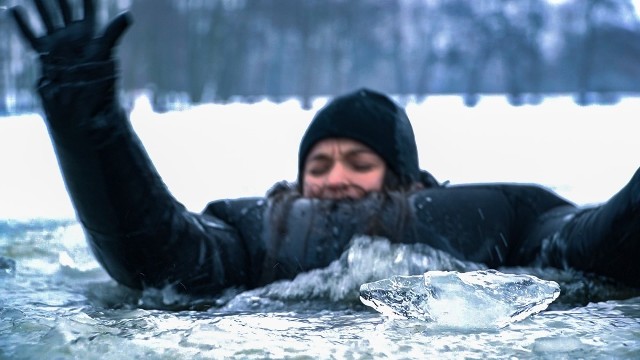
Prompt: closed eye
<box><xmin>350</xmin><ymin>162</ymin><xmax>375</xmax><ymax>172</ymax></box>
<box><xmin>305</xmin><ymin>156</ymin><xmax>332</xmax><ymax>176</ymax></box>
<box><xmin>345</xmin><ymin>151</ymin><xmax>383</xmax><ymax>172</ymax></box>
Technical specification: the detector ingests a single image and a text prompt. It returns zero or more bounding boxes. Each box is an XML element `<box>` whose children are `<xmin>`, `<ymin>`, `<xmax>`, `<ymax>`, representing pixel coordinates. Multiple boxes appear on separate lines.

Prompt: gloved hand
<box><xmin>10</xmin><ymin>0</ymin><xmax>132</xmax><ymax>124</ymax></box>
<box><xmin>11</xmin><ymin>0</ymin><xmax>131</xmax><ymax>66</ymax></box>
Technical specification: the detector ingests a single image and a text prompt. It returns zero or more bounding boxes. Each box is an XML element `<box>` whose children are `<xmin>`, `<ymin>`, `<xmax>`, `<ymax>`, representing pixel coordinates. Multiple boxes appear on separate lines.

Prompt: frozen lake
<box><xmin>1</xmin><ymin>94</ymin><xmax>639</xmax><ymax>219</ymax></box>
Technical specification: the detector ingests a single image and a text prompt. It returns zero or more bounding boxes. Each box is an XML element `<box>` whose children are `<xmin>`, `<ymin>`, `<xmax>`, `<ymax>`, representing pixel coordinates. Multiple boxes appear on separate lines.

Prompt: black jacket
<box><xmin>38</xmin><ymin>60</ymin><xmax>640</xmax><ymax>295</ymax></box>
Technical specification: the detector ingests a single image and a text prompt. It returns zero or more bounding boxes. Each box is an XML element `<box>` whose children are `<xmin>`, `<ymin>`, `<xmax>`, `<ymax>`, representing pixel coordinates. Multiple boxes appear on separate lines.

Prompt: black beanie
<box><xmin>298</xmin><ymin>88</ymin><xmax>420</xmax><ymax>188</ymax></box>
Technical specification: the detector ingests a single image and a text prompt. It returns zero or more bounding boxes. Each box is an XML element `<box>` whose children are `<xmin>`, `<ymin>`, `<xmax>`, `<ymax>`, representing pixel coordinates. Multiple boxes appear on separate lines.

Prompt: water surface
<box><xmin>1</xmin><ymin>220</ymin><xmax>639</xmax><ymax>359</ymax></box>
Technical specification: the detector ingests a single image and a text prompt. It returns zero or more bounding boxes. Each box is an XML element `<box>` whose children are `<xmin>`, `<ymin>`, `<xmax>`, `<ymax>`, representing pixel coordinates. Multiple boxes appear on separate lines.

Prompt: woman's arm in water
<box><xmin>544</xmin><ymin>167</ymin><xmax>640</xmax><ymax>286</ymax></box>
<box><xmin>10</xmin><ymin>0</ymin><xmax>250</xmax><ymax>295</ymax></box>
<box><xmin>508</xmin><ymin>167</ymin><xmax>640</xmax><ymax>287</ymax></box>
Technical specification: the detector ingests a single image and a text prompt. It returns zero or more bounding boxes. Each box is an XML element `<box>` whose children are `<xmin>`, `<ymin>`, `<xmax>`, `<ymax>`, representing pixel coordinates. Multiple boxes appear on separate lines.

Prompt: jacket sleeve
<box><xmin>539</xmin><ymin>167</ymin><xmax>640</xmax><ymax>286</ymax></box>
<box><xmin>38</xmin><ymin>60</ymin><xmax>250</xmax><ymax>295</ymax></box>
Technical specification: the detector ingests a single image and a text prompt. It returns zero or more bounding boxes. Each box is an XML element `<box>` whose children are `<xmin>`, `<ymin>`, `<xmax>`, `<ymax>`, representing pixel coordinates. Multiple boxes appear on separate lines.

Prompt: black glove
<box><xmin>10</xmin><ymin>0</ymin><xmax>132</xmax><ymax>124</ymax></box>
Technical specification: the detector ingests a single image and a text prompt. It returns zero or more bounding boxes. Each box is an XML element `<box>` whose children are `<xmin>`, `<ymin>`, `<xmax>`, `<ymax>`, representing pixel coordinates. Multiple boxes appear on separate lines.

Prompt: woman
<box><xmin>9</xmin><ymin>0</ymin><xmax>640</xmax><ymax>295</ymax></box>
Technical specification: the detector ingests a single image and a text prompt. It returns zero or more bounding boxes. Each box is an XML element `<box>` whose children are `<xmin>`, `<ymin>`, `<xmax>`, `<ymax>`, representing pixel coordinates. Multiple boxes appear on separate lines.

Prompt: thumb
<box><xmin>102</xmin><ymin>12</ymin><xmax>133</xmax><ymax>51</ymax></box>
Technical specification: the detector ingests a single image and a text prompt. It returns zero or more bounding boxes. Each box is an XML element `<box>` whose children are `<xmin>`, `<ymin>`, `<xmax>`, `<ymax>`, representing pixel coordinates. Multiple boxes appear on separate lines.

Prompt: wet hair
<box><xmin>259</xmin><ymin>169</ymin><xmax>441</xmax><ymax>284</ymax></box>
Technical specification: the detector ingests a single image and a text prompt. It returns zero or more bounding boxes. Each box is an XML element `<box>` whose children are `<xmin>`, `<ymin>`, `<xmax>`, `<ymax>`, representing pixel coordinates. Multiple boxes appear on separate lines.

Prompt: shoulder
<box><xmin>419</xmin><ymin>170</ymin><xmax>442</xmax><ymax>188</ymax></box>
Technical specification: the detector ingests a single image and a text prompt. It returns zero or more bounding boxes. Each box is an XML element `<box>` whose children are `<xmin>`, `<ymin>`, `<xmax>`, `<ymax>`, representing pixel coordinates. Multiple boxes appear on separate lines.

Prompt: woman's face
<box><xmin>302</xmin><ymin>138</ymin><xmax>386</xmax><ymax>199</ymax></box>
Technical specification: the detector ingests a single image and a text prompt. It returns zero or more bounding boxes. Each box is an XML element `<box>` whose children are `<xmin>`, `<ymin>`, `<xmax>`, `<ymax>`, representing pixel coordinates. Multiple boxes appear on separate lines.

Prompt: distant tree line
<box><xmin>2</xmin><ymin>0</ymin><xmax>640</xmax><ymax>113</ymax></box>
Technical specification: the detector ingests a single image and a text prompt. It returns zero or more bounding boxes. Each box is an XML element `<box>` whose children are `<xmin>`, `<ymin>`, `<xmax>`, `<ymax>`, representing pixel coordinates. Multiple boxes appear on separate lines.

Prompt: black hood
<box><xmin>298</xmin><ymin>88</ymin><xmax>420</xmax><ymax>188</ymax></box>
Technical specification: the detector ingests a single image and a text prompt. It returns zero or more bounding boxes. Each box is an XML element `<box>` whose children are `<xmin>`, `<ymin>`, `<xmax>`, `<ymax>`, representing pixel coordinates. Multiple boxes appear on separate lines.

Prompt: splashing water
<box><xmin>220</xmin><ymin>236</ymin><xmax>487</xmax><ymax>311</ymax></box>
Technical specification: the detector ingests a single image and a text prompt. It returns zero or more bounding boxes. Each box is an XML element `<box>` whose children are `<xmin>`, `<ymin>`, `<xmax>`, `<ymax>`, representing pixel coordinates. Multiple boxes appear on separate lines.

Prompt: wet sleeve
<box><xmin>38</xmin><ymin>61</ymin><xmax>250</xmax><ymax>295</ymax></box>
<box><xmin>538</xmin><ymin>169</ymin><xmax>640</xmax><ymax>286</ymax></box>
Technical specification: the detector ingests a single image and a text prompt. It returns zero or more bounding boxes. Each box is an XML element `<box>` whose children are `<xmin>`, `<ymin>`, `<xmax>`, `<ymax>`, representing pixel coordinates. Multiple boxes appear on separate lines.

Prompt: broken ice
<box><xmin>359</xmin><ymin>269</ymin><xmax>560</xmax><ymax>329</ymax></box>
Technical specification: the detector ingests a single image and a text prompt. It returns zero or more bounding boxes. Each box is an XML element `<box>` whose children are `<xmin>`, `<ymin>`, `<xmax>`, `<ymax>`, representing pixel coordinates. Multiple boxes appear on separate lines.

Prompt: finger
<box><xmin>34</xmin><ymin>0</ymin><xmax>56</xmax><ymax>33</ymax></box>
<box><xmin>9</xmin><ymin>7</ymin><xmax>40</xmax><ymax>51</ymax></box>
<box><xmin>57</xmin><ymin>0</ymin><xmax>73</xmax><ymax>25</ymax></box>
<box><xmin>83</xmin><ymin>0</ymin><xmax>95</xmax><ymax>27</ymax></box>
<box><xmin>102</xmin><ymin>12</ymin><xmax>133</xmax><ymax>50</ymax></box>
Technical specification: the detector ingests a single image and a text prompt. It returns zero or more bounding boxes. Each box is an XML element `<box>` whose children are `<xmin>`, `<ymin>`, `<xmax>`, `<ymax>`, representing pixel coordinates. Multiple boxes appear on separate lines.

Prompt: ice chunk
<box><xmin>359</xmin><ymin>269</ymin><xmax>560</xmax><ymax>328</ymax></box>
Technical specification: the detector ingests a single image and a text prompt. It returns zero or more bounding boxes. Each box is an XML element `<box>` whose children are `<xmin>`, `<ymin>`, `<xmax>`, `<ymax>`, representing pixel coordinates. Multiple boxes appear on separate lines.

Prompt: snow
<box><xmin>1</xmin><ymin>94</ymin><xmax>639</xmax><ymax>220</ymax></box>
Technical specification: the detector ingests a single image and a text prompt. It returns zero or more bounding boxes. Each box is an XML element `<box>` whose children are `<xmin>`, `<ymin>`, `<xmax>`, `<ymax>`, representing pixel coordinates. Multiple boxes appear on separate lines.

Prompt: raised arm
<box><xmin>10</xmin><ymin>0</ymin><xmax>250</xmax><ymax>295</ymax></box>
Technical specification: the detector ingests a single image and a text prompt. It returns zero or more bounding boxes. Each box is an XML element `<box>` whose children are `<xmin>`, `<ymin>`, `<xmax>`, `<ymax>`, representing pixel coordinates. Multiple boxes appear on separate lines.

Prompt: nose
<box><xmin>325</xmin><ymin>162</ymin><xmax>348</xmax><ymax>187</ymax></box>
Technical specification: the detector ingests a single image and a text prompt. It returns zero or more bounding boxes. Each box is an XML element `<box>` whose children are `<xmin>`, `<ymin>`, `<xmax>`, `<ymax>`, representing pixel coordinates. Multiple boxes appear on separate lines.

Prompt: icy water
<box><xmin>2</xmin><ymin>220</ymin><xmax>640</xmax><ymax>359</ymax></box>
